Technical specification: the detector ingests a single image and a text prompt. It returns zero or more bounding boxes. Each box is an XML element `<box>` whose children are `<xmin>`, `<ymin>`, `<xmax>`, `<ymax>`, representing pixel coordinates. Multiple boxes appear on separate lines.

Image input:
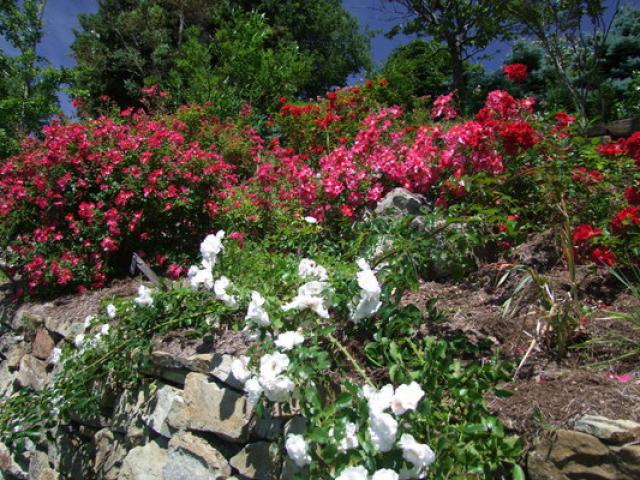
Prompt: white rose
<box><xmin>282</xmin><ymin>281</ymin><xmax>330</xmax><ymax>318</ymax></box>
<box><xmin>74</xmin><ymin>334</ymin><xmax>85</xmax><ymax>348</ymax></box>
<box><xmin>303</xmin><ymin>216</ymin><xmax>318</xmax><ymax>224</ymax></box>
<box><xmin>363</xmin><ymin>384</ymin><xmax>394</xmax><ymax>414</ymax></box>
<box><xmin>134</xmin><ymin>285</ymin><xmax>154</xmax><ymax>307</ymax></box>
<box><xmin>259</xmin><ymin>352</ymin><xmax>290</xmax><ymax>380</ymax></box>
<box><xmin>298</xmin><ymin>258</ymin><xmax>328</xmax><ymax>280</ymax></box>
<box><xmin>274</xmin><ymin>331</ymin><xmax>304</xmax><ymax>351</ymax></box>
<box><xmin>106</xmin><ymin>304</ymin><xmax>117</xmax><ymax>319</ymax></box>
<box><xmin>372</xmin><ymin>469</ymin><xmax>400</xmax><ymax>480</ymax></box>
<box><xmin>336</xmin><ymin>465</ymin><xmax>369</xmax><ymax>480</ymax></box>
<box><xmin>230</xmin><ymin>356</ymin><xmax>251</xmax><ymax>384</ymax></box>
<box><xmin>245</xmin><ymin>376</ymin><xmax>263</xmax><ymax>405</ymax></box>
<box><xmin>213</xmin><ymin>276</ymin><xmax>237</xmax><ymax>307</ymax></box>
<box><xmin>398</xmin><ymin>433</ymin><xmax>435</xmax><ymax>470</ymax></box>
<box><xmin>285</xmin><ymin>434</ymin><xmax>312</xmax><ymax>467</ymax></box>
<box><xmin>338</xmin><ymin>421</ymin><xmax>359</xmax><ymax>452</ymax></box>
<box><xmin>246</xmin><ymin>291</ymin><xmax>270</xmax><ymax>327</ymax></box>
<box><xmin>368</xmin><ymin>411</ymin><xmax>398</xmax><ymax>452</ymax></box>
<box><xmin>391</xmin><ymin>382</ymin><xmax>425</xmax><ymax>415</ymax></box>
<box><xmin>99</xmin><ymin>324</ymin><xmax>110</xmax><ymax>336</ymax></box>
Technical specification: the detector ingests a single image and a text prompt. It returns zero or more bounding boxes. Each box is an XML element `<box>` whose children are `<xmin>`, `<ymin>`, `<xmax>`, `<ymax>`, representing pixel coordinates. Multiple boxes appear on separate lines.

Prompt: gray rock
<box><xmin>163</xmin><ymin>432</ymin><xmax>231</xmax><ymax>480</ymax></box>
<box><xmin>28</xmin><ymin>450</ymin><xmax>58</xmax><ymax>480</ymax></box>
<box><xmin>57</xmin><ymin>431</ymin><xmax>95</xmax><ymax>480</ymax></box>
<box><xmin>15</xmin><ymin>354</ymin><xmax>48</xmax><ymax>391</ymax></box>
<box><xmin>93</xmin><ymin>429</ymin><xmax>127</xmax><ymax>480</ymax></box>
<box><xmin>612</xmin><ymin>444</ymin><xmax>640</xmax><ymax>479</ymax></box>
<box><xmin>375</xmin><ymin>188</ymin><xmax>425</xmax><ymax>217</ymax></box>
<box><xmin>0</xmin><ymin>362</ymin><xmax>15</xmax><ymax>397</ymax></box>
<box><xmin>210</xmin><ymin>353</ymin><xmax>246</xmax><ymax>390</ymax></box>
<box><xmin>0</xmin><ymin>442</ymin><xmax>27</xmax><ymax>479</ymax></box>
<box><xmin>527</xmin><ymin>429</ymin><xmax>631</xmax><ymax>480</ymax></box>
<box><xmin>5</xmin><ymin>341</ymin><xmax>28</xmax><ymax>370</ymax></box>
<box><xmin>151</xmin><ymin>350</ymin><xmax>212</xmax><ymax>374</ymax></box>
<box><xmin>174</xmin><ymin>373</ymin><xmax>254</xmax><ymax>443</ymax></box>
<box><xmin>142</xmin><ymin>383</ymin><xmax>184</xmax><ymax>438</ymax></box>
<box><xmin>112</xmin><ymin>388</ymin><xmax>149</xmax><ymax>446</ymax></box>
<box><xmin>574</xmin><ymin>415</ymin><xmax>640</xmax><ymax>445</ymax></box>
<box><xmin>120</xmin><ymin>441</ymin><xmax>168</xmax><ymax>480</ymax></box>
<box><xmin>229</xmin><ymin>442</ymin><xmax>279</xmax><ymax>480</ymax></box>
<box><xmin>12</xmin><ymin>304</ymin><xmax>47</xmax><ymax>332</ymax></box>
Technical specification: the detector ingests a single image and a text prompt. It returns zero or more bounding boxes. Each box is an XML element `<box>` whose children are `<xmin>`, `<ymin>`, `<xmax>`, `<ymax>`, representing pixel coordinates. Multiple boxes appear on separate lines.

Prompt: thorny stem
<box><xmin>326</xmin><ymin>332</ymin><xmax>374</xmax><ymax>386</ymax></box>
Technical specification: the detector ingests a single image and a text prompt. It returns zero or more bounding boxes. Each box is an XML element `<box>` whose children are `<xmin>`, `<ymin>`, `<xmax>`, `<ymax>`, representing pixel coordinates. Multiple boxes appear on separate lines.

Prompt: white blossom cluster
<box><xmin>73</xmin><ymin>309</ymin><xmax>112</xmax><ymax>351</ymax></box>
<box><xmin>134</xmin><ymin>285</ymin><xmax>154</xmax><ymax>307</ymax></box>
<box><xmin>187</xmin><ymin>231</ymin><xmax>225</xmax><ymax>289</ymax></box>
<box><xmin>350</xmin><ymin>259</ymin><xmax>382</xmax><ymax>323</ymax></box>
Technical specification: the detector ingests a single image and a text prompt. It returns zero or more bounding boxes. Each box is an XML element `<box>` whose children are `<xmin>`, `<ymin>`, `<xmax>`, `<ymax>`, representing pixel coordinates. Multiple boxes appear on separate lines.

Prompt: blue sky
<box><xmin>2</xmin><ymin>0</ymin><xmax>639</xmax><ymax>114</ymax></box>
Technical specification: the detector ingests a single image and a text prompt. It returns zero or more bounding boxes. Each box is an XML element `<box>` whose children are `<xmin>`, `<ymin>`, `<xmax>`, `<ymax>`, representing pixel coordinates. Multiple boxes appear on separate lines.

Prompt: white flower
<box><xmin>372</xmin><ymin>469</ymin><xmax>400</xmax><ymax>480</ymax></box>
<box><xmin>351</xmin><ymin>259</ymin><xmax>382</xmax><ymax>323</ymax></box>
<box><xmin>230</xmin><ymin>356</ymin><xmax>252</xmax><ymax>384</ymax></box>
<box><xmin>99</xmin><ymin>324</ymin><xmax>110</xmax><ymax>336</ymax></box>
<box><xmin>74</xmin><ymin>334</ymin><xmax>85</xmax><ymax>348</ymax></box>
<box><xmin>213</xmin><ymin>276</ymin><xmax>237</xmax><ymax>308</ymax></box>
<box><xmin>362</xmin><ymin>384</ymin><xmax>394</xmax><ymax>414</ymax></box>
<box><xmin>48</xmin><ymin>347</ymin><xmax>62</xmax><ymax>365</ymax></box>
<box><xmin>274</xmin><ymin>331</ymin><xmax>305</xmax><ymax>351</ymax></box>
<box><xmin>337</xmin><ymin>422</ymin><xmax>359</xmax><ymax>452</ymax></box>
<box><xmin>187</xmin><ymin>265</ymin><xmax>214</xmax><ymax>290</ymax></box>
<box><xmin>303</xmin><ymin>216</ymin><xmax>318</xmax><ymax>224</ymax></box>
<box><xmin>391</xmin><ymin>382</ymin><xmax>425</xmax><ymax>415</ymax></box>
<box><xmin>246</xmin><ymin>291</ymin><xmax>270</xmax><ymax>327</ymax></box>
<box><xmin>262</xmin><ymin>374</ymin><xmax>295</xmax><ymax>402</ymax></box>
<box><xmin>106</xmin><ymin>304</ymin><xmax>117</xmax><ymax>319</ymax></box>
<box><xmin>200</xmin><ymin>230</ymin><xmax>225</xmax><ymax>269</ymax></box>
<box><xmin>298</xmin><ymin>258</ymin><xmax>328</xmax><ymax>280</ymax></box>
<box><xmin>259</xmin><ymin>352</ymin><xmax>290</xmax><ymax>380</ymax></box>
<box><xmin>368</xmin><ymin>410</ymin><xmax>398</xmax><ymax>453</ymax></box>
<box><xmin>285</xmin><ymin>434</ymin><xmax>312</xmax><ymax>467</ymax></box>
<box><xmin>398</xmin><ymin>433</ymin><xmax>435</xmax><ymax>470</ymax></box>
<box><xmin>134</xmin><ymin>285</ymin><xmax>154</xmax><ymax>307</ymax></box>
<box><xmin>336</xmin><ymin>466</ymin><xmax>369</xmax><ymax>480</ymax></box>
<box><xmin>282</xmin><ymin>281</ymin><xmax>330</xmax><ymax>318</ymax></box>
<box><xmin>83</xmin><ymin>315</ymin><xmax>95</xmax><ymax>330</ymax></box>
<box><xmin>245</xmin><ymin>376</ymin><xmax>263</xmax><ymax>405</ymax></box>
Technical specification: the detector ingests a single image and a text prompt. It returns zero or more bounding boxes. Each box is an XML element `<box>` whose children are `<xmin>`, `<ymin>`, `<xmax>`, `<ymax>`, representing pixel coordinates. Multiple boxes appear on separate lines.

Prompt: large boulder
<box><xmin>375</xmin><ymin>188</ymin><xmax>426</xmax><ymax>217</ymax></box>
<box><xmin>169</xmin><ymin>373</ymin><xmax>254</xmax><ymax>443</ymax></box>
<box><xmin>119</xmin><ymin>441</ymin><xmax>168</xmax><ymax>480</ymax></box>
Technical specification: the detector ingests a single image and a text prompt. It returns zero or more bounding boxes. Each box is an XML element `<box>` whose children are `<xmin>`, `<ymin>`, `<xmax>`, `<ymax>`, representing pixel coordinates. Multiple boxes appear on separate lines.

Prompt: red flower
<box><xmin>502</xmin><ymin>63</ymin><xmax>528</xmax><ymax>82</ymax></box>
<box><xmin>590</xmin><ymin>247</ymin><xmax>616</xmax><ymax>267</ymax></box>
<box><xmin>100</xmin><ymin>236</ymin><xmax>119</xmax><ymax>252</ymax></box>
<box><xmin>431</xmin><ymin>92</ymin><xmax>457</xmax><ymax>120</ymax></box>
<box><xmin>339</xmin><ymin>204</ymin><xmax>354</xmax><ymax>218</ymax></box>
<box><xmin>572</xmin><ymin>167</ymin><xmax>604</xmax><ymax>184</ymax></box>
<box><xmin>625</xmin><ymin>186</ymin><xmax>640</xmax><ymax>206</ymax></box>
<box><xmin>572</xmin><ymin>224</ymin><xmax>603</xmax><ymax>244</ymax></box>
<box><xmin>625</xmin><ymin>132</ymin><xmax>640</xmax><ymax>161</ymax></box>
<box><xmin>499</xmin><ymin>121</ymin><xmax>539</xmax><ymax>154</ymax></box>
<box><xmin>611</xmin><ymin>206</ymin><xmax>640</xmax><ymax>232</ymax></box>
<box><xmin>597</xmin><ymin>141</ymin><xmax>626</xmax><ymax>157</ymax></box>
<box><xmin>167</xmin><ymin>263</ymin><xmax>184</xmax><ymax>279</ymax></box>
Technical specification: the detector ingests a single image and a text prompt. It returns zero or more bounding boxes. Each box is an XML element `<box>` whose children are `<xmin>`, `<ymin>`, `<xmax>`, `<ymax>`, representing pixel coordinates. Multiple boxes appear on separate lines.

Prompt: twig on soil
<box><xmin>513</xmin><ymin>318</ymin><xmax>547</xmax><ymax>380</ymax></box>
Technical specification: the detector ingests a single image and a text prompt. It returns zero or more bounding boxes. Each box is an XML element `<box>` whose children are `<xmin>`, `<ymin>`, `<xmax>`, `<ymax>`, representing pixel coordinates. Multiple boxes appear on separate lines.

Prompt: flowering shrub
<box><xmin>0</xmin><ymin>227</ymin><xmax>522</xmax><ymax>478</ymax></box>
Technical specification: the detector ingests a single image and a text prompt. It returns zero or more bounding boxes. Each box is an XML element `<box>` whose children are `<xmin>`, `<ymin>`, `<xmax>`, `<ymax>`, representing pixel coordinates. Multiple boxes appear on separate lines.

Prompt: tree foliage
<box><xmin>0</xmin><ymin>0</ymin><xmax>63</xmax><ymax>158</ymax></box>
<box><xmin>71</xmin><ymin>0</ymin><xmax>370</xmax><ymax>114</ymax></box>
<box><xmin>388</xmin><ymin>0</ymin><xmax>510</xmax><ymax>107</ymax></box>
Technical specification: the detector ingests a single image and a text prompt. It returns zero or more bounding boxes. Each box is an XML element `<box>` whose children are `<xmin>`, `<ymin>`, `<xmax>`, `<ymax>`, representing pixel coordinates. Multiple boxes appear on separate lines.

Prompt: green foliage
<box><xmin>71</xmin><ymin>0</ymin><xmax>369</xmax><ymax>115</ymax></box>
<box><xmin>378</xmin><ymin>39</ymin><xmax>451</xmax><ymax>108</ymax></box>
<box><xmin>0</xmin><ymin>0</ymin><xmax>64</xmax><ymax>158</ymax></box>
<box><xmin>165</xmin><ymin>13</ymin><xmax>311</xmax><ymax>115</ymax></box>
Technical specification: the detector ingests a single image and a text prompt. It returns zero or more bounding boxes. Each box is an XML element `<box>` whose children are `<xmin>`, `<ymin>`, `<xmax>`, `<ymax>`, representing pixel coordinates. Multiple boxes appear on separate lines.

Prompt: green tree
<box><xmin>0</xmin><ymin>0</ymin><xmax>63</xmax><ymax>157</ymax></box>
<box><xmin>379</xmin><ymin>39</ymin><xmax>451</xmax><ymax>107</ymax></box>
<box><xmin>166</xmin><ymin>13</ymin><xmax>311</xmax><ymax>115</ymax></box>
<box><xmin>505</xmin><ymin>0</ymin><xmax>622</xmax><ymax>121</ymax></box>
<box><xmin>71</xmin><ymin>0</ymin><xmax>369</xmax><ymax>114</ymax></box>
<box><xmin>388</xmin><ymin>1</ymin><xmax>510</xmax><ymax>107</ymax></box>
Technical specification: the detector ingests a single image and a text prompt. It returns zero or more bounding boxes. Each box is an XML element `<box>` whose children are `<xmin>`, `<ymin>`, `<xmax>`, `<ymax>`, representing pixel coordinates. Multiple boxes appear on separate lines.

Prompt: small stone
<box><xmin>178</xmin><ymin>373</ymin><xmax>254</xmax><ymax>443</ymax></box>
<box><xmin>15</xmin><ymin>354</ymin><xmax>48</xmax><ymax>391</ymax></box>
<box><xmin>229</xmin><ymin>442</ymin><xmax>279</xmax><ymax>480</ymax></box>
<box><xmin>119</xmin><ymin>441</ymin><xmax>168</xmax><ymax>480</ymax></box>
<box><xmin>31</xmin><ymin>328</ymin><xmax>55</xmax><ymax>361</ymax></box>
<box><xmin>163</xmin><ymin>432</ymin><xmax>231</xmax><ymax>480</ymax></box>
<box><xmin>574</xmin><ymin>415</ymin><xmax>640</xmax><ymax>445</ymax></box>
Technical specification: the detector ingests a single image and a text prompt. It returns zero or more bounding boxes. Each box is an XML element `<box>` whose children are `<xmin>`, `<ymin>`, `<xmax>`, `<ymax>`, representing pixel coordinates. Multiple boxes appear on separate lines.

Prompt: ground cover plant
<box><xmin>1</xmin><ymin>80</ymin><xmax>640</xmax><ymax>479</ymax></box>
